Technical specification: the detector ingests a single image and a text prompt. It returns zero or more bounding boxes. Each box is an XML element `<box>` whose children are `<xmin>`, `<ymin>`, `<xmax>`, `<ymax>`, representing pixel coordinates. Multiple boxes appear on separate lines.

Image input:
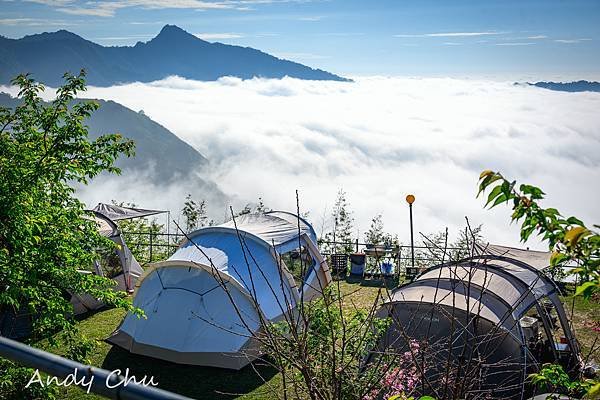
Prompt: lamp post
<box><xmin>406</xmin><ymin>194</ymin><xmax>415</xmax><ymax>280</ymax></box>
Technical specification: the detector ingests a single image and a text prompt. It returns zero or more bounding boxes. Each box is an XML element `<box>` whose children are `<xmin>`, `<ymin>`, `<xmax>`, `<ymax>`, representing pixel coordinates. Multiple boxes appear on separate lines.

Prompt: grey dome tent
<box><xmin>108</xmin><ymin>211</ymin><xmax>331</xmax><ymax>370</ymax></box>
<box><xmin>475</xmin><ymin>243</ymin><xmax>553</xmax><ymax>271</ymax></box>
<box><xmin>372</xmin><ymin>252</ymin><xmax>582</xmax><ymax>400</ymax></box>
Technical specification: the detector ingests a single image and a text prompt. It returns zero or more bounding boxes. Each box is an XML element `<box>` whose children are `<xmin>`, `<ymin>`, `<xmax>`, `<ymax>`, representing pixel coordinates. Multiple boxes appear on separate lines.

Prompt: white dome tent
<box><xmin>108</xmin><ymin>211</ymin><xmax>332</xmax><ymax>370</ymax></box>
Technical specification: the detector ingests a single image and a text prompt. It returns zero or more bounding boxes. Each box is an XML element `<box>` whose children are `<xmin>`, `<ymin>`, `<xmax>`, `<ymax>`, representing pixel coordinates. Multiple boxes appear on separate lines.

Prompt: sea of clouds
<box><xmin>5</xmin><ymin>76</ymin><xmax>599</xmax><ymax>247</ymax></box>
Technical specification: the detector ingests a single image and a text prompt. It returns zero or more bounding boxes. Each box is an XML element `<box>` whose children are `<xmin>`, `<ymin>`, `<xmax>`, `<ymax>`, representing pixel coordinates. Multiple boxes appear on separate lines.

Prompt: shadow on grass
<box><xmin>101</xmin><ymin>346</ymin><xmax>278</xmax><ymax>399</ymax></box>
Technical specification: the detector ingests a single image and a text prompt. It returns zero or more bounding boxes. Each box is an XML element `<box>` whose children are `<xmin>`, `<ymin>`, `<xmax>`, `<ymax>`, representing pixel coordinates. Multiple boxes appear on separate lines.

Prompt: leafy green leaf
<box><xmin>575</xmin><ymin>281</ymin><xmax>597</xmax><ymax>297</ymax></box>
<box><xmin>484</xmin><ymin>185</ymin><xmax>503</xmax><ymax>208</ymax></box>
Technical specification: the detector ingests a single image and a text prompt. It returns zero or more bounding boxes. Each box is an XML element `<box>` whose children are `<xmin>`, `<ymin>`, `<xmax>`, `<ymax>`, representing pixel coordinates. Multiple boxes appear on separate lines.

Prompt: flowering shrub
<box><xmin>363</xmin><ymin>341</ymin><xmax>421</xmax><ymax>400</ymax></box>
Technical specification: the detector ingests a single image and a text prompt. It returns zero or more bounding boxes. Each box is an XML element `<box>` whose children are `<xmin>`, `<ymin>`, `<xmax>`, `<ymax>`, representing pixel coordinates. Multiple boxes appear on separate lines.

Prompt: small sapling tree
<box><xmin>0</xmin><ymin>72</ymin><xmax>138</xmax><ymax>398</ymax></box>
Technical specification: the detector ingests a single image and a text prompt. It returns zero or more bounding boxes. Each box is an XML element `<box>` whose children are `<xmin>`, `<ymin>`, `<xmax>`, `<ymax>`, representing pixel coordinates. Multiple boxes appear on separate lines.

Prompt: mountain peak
<box><xmin>22</xmin><ymin>29</ymin><xmax>85</xmax><ymax>43</ymax></box>
<box><xmin>154</xmin><ymin>24</ymin><xmax>202</xmax><ymax>42</ymax></box>
<box><xmin>159</xmin><ymin>24</ymin><xmax>185</xmax><ymax>35</ymax></box>
<box><xmin>0</xmin><ymin>25</ymin><xmax>349</xmax><ymax>86</ymax></box>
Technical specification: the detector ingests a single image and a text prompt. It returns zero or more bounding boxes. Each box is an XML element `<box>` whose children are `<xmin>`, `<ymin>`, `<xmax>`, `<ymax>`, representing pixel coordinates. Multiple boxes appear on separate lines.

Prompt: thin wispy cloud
<box><xmin>25</xmin><ymin>0</ymin><xmax>74</xmax><ymax>6</ymax></box>
<box><xmin>25</xmin><ymin>0</ymin><xmax>319</xmax><ymax>17</ymax></box>
<box><xmin>555</xmin><ymin>38</ymin><xmax>592</xmax><ymax>44</ymax></box>
<box><xmin>298</xmin><ymin>16</ymin><xmax>324</xmax><ymax>22</ymax></box>
<box><xmin>526</xmin><ymin>35</ymin><xmax>548</xmax><ymax>40</ymax></box>
<box><xmin>316</xmin><ymin>32</ymin><xmax>365</xmax><ymax>37</ymax></box>
<box><xmin>442</xmin><ymin>42</ymin><xmax>462</xmax><ymax>46</ymax></box>
<box><xmin>129</xmin><ymin>21</ymin><xmax>165</xmax><ymax>25</ymax></box>
<box><xmin>495</xmin><ymin>42</ymin><xmax>535</xmax><ymax>46</ymax></box>
<box><xmin>254</xmin><ymin>32</ymin><xmax>279</xmax><ymax>37</ymax></box>
<box><xmin>195</xmin><ymin>32</ymin><xmax>245</xmax><ymax>40</ymax></box>
<box><xmin>0</xmin><ymin>17</ymin><xmax>75</xmax><ymax>26</ymax></box>
<box><xmin>429</xmin><ymin>31</ymin><xmax>505</xmax><ymax>37</ymax></box>
<box><xmin>394</xmin><ymin>31</ymin><xmax>505</xmax><ymax>38</ymax></box>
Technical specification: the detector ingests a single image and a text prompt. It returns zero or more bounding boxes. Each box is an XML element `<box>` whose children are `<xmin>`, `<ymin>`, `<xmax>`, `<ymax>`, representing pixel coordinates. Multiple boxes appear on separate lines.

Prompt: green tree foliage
<box><xmin>324</xmin><ymin>189</ymin><xmax>355</xmax><ymax>254</ymax></box>
<box><xmin>0</xmin><ymin>72</ymin><xmax>137</xmax><ymax>398</ymax></box>
<box><xmin>364</xmin><ymin>214</ymin><xmax>400</xmax><ymax>273</ymax></box>
<box><xmin>478</xmin><ymin>170</ymin><xmax>599</xmax><ymax>298</ymax></box>
<box><xmin>233</xmin><ymin>197</ymin><xmax>271</xmax><ymax>218</ymax></box>
<box><xmin>478</xmin><ymin>170</ymin><xmax>599</xmax><ymax>399</ymax></box>
<box><xmin>112</xmin><ymin>201</ymin><xmax>170</xmax><ymax>265</ymax></box>
<box><xmin>261</xmin><ymin>286</ymin><xmax>408</xmax><ymax>400</ymax></box>
<box><xmin>255</xmin><ymin>197</ymin><xmax>270</xmax><ymax>213</ymax></box>
<box><xmin>452</xmin><ymin>224</ymin><xmax>483</xmax><ymax>260</ymax></box>
<box><xmin>529</xmin><ymin>363</ymin><xmax>597</xmax><ymax>399</ymax></box>
<box><xmin>422</xmin><ymin>225</ymin><xmax>484</xmax><ymax>263</ymax></box>
<box><xmin>365</xmin><ymin>214</ymin><xmax>385</xmax><ymax>246</ymax></box>
<box><xmin>181</xmin><ymin>194</ymin><xmax>211</xmax><ymax>232</ymax></box>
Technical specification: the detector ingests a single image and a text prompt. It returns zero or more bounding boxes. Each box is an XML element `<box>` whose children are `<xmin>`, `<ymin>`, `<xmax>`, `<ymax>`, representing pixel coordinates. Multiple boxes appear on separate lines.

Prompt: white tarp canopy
<box><xmin>219</xmin><ymin>211</ymin><xmax>317</xmax><ymax>252</ymax></box>
<box><xmin>108</xmin><ymin>211</ymin><xmax>331</xmax><ymax>369</ymax></box>
<box><xmin>92</xmin><ymin>203</ymin><xmax>167</xmax><ymax>221</ymax></box>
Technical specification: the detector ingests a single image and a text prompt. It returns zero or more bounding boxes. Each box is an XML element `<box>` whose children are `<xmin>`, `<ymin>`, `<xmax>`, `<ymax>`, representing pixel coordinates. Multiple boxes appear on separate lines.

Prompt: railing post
<box><xmin>149</xmin><ymin>230</ymin><xmax>153</xmax><ymax>264</ymax></box>
<box><xmin>405</xmin><ymin>194</ymin><xmax>416</xmax><ymax>280</ymax></box>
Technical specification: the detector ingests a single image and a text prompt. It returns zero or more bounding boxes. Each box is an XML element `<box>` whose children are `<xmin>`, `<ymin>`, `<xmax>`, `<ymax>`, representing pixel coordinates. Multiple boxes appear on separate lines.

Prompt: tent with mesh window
<box><xmin>69</xmin><ymin>211</ymin><xmax>145</xmax><ymax>314</ymax></box>
<box><xmin>108</xmin><ymin>211</ymin><xmax>331</xmax><ymax>369</ymax></box>
<box><xmin>371</xmin><ymin>253</ymin><xmax>582</xmax><ymax>400</ymax></box>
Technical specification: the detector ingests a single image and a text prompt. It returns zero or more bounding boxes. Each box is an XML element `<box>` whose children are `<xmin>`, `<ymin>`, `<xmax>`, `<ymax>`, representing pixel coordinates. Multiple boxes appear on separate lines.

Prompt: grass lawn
<box><xmin>563</xmin><ymin>294</ymin><xmax>600</xmax><ymax>359</ymax></box>
<box><xmin>48</xmin><ymin>280</ymin><xmax>381</xmax><ymax>400</ymax></box>
<box><xmin>46</xmin><ymin>280</ymin><xmax>597</xmax><ymax>400</ymax></box>
<box><xmin>52</xmin><ymin>307</ymin><xmax>280</xmax><ymax>400</ymax></box>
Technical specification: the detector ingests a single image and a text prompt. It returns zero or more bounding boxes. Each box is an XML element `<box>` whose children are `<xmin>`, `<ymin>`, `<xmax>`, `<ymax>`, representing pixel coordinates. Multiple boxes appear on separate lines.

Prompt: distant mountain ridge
<box><xmin>0</xmin><ymin>25</ymin><xmax>349</xmax><ymax>86</ymax></box>
<box><xmin>527</xmin><ymin>80</ymin><xmax>600</xmax><ymax>92</ymax></box>
<box><xmin>0</xmin><ymin>92</ymin><xmax>227</xmax><ymax>204</ymax></box>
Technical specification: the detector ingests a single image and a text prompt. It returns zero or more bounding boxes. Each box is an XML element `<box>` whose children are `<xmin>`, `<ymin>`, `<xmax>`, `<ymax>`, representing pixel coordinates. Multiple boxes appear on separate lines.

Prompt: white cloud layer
<box><xmin>5</xmin><ymin>76</ymin><xmax>598</xmax><ymax>248</ymax></box>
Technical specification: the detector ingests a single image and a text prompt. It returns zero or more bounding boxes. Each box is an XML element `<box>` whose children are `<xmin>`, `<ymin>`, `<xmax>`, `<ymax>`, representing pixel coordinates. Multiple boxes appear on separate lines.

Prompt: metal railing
<box><xmin>0</xmin><ymin>336</ymin><xmax>193</xmax><ymax>400</ymax></box>
<box><xmin>120</xmin><ymin>231</ymin><xmax>465</xmax><ymax>272</ymax></box>
<box><xmin>122</xmin><ymin>231</ymin><xmax>185</xmax><ymax>264</ymax></box>
<box><xmin>319</xmin><ymin>239</ymin><xmax>463</xmax><ymax>263</ymax></box>
<box><xmin>318</xmin><ymin>239</ymin><xmax>465</xmax><ymax>280</ymax></box>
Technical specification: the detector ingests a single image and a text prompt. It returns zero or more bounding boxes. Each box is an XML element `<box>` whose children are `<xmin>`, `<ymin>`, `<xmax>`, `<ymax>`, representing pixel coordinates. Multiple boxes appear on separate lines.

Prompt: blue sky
<box><xmin>1</xmin><ymin>0</ymin><xmax>599</xmax><ymax>78</ymax></box>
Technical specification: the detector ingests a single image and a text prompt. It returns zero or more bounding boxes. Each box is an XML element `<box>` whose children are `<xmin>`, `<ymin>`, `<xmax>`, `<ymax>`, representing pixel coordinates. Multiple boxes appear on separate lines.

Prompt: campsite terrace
<box><xmin>31</xmin><ymin>283</ymin><xmax>598</xmax><ymax>400</ymax></box>
<box><xmin>1</xmin><ymin>205</ymin><xmax>596</xmax><ymax>400</ymax></box>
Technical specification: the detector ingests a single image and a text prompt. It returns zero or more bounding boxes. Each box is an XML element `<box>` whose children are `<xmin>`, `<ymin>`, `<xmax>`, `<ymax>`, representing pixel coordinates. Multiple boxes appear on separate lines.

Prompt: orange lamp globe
<box><xmin>406</xmin><ymin>194</ymin><xmax>415</xmax><ymax>205</ymax></box>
